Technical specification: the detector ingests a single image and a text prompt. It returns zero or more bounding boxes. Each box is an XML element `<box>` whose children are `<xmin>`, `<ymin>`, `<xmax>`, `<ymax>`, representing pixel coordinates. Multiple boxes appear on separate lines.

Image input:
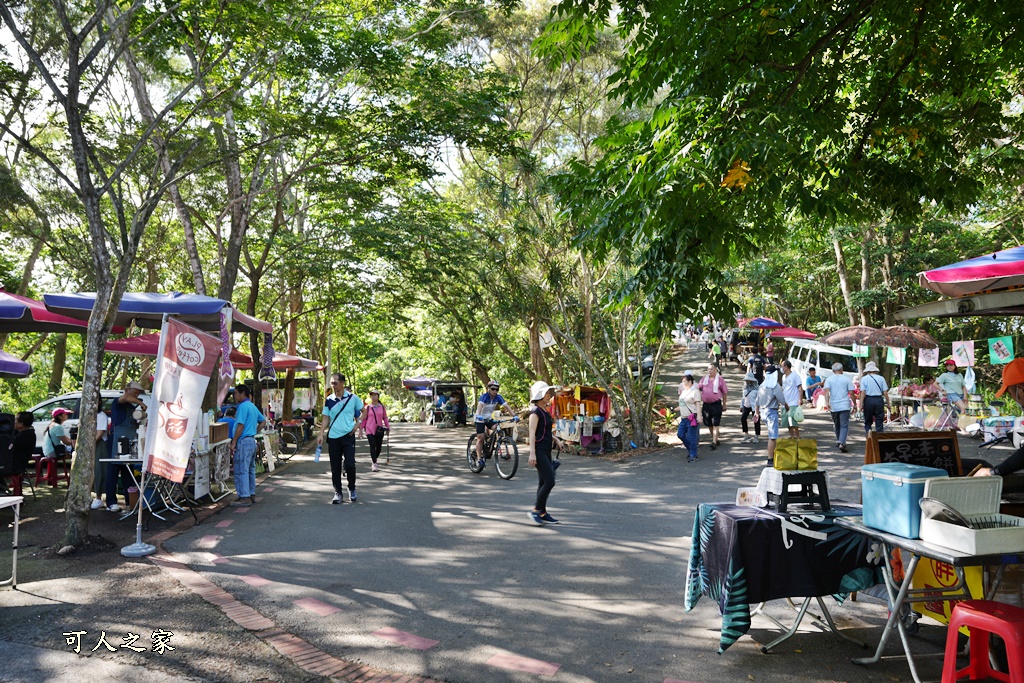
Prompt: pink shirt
<box><xmin>698</xmin><ymin>374</ymin><xmax>728</xmax><ymax>403</ymax></box>
<box><xmin>360</xmin><ymin>403</ymin><xmax>391</xmax><ymax>434</ymax></box>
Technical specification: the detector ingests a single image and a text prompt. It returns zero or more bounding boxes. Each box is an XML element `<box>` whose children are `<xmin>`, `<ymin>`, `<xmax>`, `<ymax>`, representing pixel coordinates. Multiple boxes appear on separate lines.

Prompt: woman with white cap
<box><xmin>359</xmin><ymin>389</ymin><xmax>391</xmax><ymax>472</ymax></box>
<box><xmin>859</xmin><ymin>361</ymin><xmax>891</xmax><ymax>434</ymax></box>
<box><xmin>527</xmin><ymin>380</ymin><xmax>561</xmax><ymax>525</ymax></box>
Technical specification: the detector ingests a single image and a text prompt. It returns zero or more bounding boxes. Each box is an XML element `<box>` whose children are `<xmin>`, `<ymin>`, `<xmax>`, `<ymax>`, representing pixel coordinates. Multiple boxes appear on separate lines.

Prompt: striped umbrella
<box><xmin>920</xmin><ymin>245</ymin><xmax>1024</xmax><ymax>297</ymax></box>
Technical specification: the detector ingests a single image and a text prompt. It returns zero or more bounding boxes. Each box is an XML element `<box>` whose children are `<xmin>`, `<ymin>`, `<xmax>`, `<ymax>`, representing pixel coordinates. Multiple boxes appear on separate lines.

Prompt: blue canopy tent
<box><xmin>0</xmin><ymin>349</ymin><xmax>32</xmax><ymax>379</ymax></box>
<box><xmin>0</xmin><ymin>290</ymin><xmax>126</xmax><ymax>334</ymax></box>
<box><xmin>42</xmin><ymin>292</ymin><xmax>272</xmax><ymax>333</ymax></box>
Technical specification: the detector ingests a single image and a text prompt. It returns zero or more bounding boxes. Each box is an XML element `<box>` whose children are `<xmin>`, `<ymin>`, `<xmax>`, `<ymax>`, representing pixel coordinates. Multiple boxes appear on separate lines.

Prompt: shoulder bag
<box><xmin>45</xmin><ymin>426</ymin><xmax>68</xmax><ymax>458</ymax></box>
<box><xmin>326</xmin><ymin>394</ymin><xmax>354</xmax><ymax>438</ymax></box>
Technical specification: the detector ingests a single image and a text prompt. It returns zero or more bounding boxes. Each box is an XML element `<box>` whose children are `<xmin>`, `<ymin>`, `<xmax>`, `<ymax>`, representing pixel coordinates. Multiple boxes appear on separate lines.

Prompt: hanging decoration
<box><xmin>988</xmin><ymin>337</ymin><xmax>1015</xmax><ymax>365</ymax></box>
<box><xmin>951</xmin><ymin>341</ymin><xmax>975</xmax><ymax>367</ymax></box>
<box><xmin>918</xmin><ymin>347</ymin><xmax>939</xmax><ymax>367</ymax></box>
<box><xmin>885</xmin><ymin>347</ymin><xmax>907</xmax><ymax>364</ymax></box>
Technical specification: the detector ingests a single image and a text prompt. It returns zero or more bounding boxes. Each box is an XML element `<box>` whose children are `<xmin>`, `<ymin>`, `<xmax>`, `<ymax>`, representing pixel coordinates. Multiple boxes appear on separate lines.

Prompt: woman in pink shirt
<box><xmin>360</xmin><ymin>389</ymin><xmax>391</xmax><ymax>471</ymax></box>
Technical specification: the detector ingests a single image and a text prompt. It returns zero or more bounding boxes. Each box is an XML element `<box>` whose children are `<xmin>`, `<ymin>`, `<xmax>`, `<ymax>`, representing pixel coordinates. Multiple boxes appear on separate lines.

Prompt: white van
<box><xmin>29</xmin><ymin>390</ymin><xmax>151</xmax><ymax>451</ymax></box>
<box><xmin>787</xmin><ymin>341</ymin><xmax>859</xmax><ymax>388</ymax></box>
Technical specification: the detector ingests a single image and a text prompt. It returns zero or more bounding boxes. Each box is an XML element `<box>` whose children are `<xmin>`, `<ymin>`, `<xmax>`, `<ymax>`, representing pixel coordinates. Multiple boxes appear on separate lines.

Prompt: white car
<box><xmin>29</xmin><ymin>390</ymin><xmax>150</xmax><ymax>451</ymax></box>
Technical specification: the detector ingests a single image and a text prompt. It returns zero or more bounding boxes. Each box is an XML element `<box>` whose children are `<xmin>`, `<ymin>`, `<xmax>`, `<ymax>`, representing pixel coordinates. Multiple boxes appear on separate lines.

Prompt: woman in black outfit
<box><xmin>527</xmin><ymin>381</ymin><xmax>561</xmax><ymax>525</ymax></box>
<box><xmin>975</xmin><ymin>359</ymin><xmax>1024</xmax><ymax>477</ymax></box>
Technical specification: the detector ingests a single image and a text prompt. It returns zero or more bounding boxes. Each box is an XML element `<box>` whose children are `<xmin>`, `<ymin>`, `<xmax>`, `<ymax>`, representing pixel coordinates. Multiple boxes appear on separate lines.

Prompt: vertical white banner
<box><xmin>145</xmin><ymin>318</ymin><xmax>222</xmax><ymax>483</ymax></box>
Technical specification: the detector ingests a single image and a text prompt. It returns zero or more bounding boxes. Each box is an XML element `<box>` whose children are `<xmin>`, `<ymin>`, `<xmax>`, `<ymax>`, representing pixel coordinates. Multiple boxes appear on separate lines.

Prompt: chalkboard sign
<box><xmin>865</xmin><ymin>430</ymin><xmax>962</xmax><ymax>477</ymax></box>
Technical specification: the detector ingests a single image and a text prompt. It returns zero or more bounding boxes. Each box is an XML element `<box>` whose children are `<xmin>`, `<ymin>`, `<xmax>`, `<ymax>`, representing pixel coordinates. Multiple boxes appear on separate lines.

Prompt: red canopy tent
<box><xmin>104</xmin><ymin>333</ymin><xmax>252</xmax><ymax>364</ymax></box>
<box><xmin>771</xmin><ymin>326</ymin><xmax>815</xmax><ymax>340</ymax></box>
<box><xmin>233</xmin><ymin>352</ymin><xmax>322</xmax><ymax>372</ymax></box>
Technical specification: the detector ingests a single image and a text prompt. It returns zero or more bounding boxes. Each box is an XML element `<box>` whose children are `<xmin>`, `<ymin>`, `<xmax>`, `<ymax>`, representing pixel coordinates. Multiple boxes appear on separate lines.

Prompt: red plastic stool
<box><xmin>942</xmin><ymin>600</ymin><xmax>1024</xmax><ymax>683</ymax></box>
<box><xmin>35</xmin><ymin>456</ymin><xmax>69</xmax><ymax>487</ymax></box>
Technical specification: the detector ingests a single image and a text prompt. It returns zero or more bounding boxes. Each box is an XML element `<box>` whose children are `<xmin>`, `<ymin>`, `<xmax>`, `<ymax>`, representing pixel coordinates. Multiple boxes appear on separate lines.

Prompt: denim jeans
<box><xmin>677</xmin><ymin>419</ymin><xmax>699</xmax><ymax>458</ymax></box>
<box><xmin>831</xmin><ymin>410</ymin><xmax>851</xmax><ymax>446</ymax></box>
<box><xmin>234</xmin><ymin>436</ymin><xmax>257</xmax><ymax>498</ymax></box>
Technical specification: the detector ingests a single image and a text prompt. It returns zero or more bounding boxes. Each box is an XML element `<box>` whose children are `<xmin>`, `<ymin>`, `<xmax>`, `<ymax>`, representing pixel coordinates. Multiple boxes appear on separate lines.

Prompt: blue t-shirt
<box><xmin>824</xmin><ymin>374</ymin><xmax>854</xmax><ymax>412</ymax></box>
<box><xmin>234</xmin><ymin>399</ymin><xmax>265</xmax><ymax>439</ymax></box>
<box><xmin>475</xmin><ymin>393</ymin><xmax>507</xmax><ymax>423</ymax></box>
<box><xmin>324</xmin><ymin>392</ymin><xmax>364</xmax><ymax>438</ymax></box>
<box><xmin>218</xmin><ymin>417</ymin><xmax>237</xmax><ymax>440</ymax></box>
<box><xmin>805</xmin><ymin>375</ymin><xmax>822</xmax><ymax>393</ymax></box>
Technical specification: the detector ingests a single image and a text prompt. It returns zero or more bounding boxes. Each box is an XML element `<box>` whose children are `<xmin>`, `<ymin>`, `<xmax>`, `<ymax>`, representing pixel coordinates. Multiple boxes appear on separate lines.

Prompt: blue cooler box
<box><xmin>861</xmin><ymin>463</ymin><xmax>948</xmax><ymax>538</ymax></box>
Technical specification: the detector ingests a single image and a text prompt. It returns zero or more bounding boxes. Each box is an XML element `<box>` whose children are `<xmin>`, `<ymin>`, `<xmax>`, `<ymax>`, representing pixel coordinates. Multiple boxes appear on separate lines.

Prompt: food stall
<box><xmin>551</xmin><ymin>385</ymin><xmax>611</xmax><ymax>453</ymax></box>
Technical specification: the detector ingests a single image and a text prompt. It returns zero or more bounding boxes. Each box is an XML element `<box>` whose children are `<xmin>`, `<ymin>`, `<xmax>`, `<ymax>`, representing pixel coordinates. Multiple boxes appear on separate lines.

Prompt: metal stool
<box><xmin>942</xmin><ymin>600</ymin><xmax>1024</xmax><ymax>683</ymax></box>
<box><xmin>776</xmin><ymin>471</ymin><xmax>831</xmax><ymax>513</ymax></box>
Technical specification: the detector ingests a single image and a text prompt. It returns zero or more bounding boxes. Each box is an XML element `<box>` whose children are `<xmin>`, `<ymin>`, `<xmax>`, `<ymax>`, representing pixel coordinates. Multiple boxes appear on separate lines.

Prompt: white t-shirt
<box><xmin>782</xmin><ymin>372</ymin><xmax>802</xmax><ymax>406</ymax></box>
<box><xmin>96</xmin><ymin>412</ymin><xmax>110</xmax><ymax>441</ymax></box>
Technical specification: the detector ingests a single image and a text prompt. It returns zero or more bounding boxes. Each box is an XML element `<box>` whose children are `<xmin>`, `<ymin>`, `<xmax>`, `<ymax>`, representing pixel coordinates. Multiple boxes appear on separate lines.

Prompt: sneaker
<box><xmin>349</xmin><ymin>489</ymin><xmax>357</xmax><ymax>502</ymax></box>
<box><xmin>688</xmin><ymin>456</ymin><xmax>698</xmax><ymax>463</ymax></box>
<box><xmin>839</xmin><ymin>444</ymin><xmax>849</xmax><ymax>453</ymax></box>
<box><xmin>753</xmin><ymin>437</ymin><xmax>760</xmax><ymax>444</ymax></box>
<box><xmin>248</xmin><ymin>496</ymin><xmax>256</xmax><ymax>504</ymax></box>
<box><xmin>371</xmin><ymin>463</ymin><xmax>379</xmax><ymax>472</ymax></box>
<box><xmin>90</xmin><ymin>498</ymin><xmax>104</xmax><ymax>510</ymax></box>
<box><xmin>230</xmin><ymin>499</ymin><xmax>252</xmax><ymax>507</ymax></box>
<box><xmin>766</xmin><ymin>458</ymin><xmax>774</xmax><ymax>466</ymax></box>
<box><xmin>539</xmin><ymin>513</ymin><xmax>560</xmax><ymax>524</ymax></box>
<box><xmin>528</xmin><ymin>511</ymin><xmax>544</xmax><ymax>525</ymax></box>
<box><xmin>107</xmin><ymin>504</ymin><xmax>121</xmax><ymax>512</ymax></box>
<box><xmin>332</xmin><ymin>492</ymin><xmax>342</xmax><ymax>504</ymax></box>
<box><xmin>709</xmin><ymin>442</ymin><xmax>717</xmax><ymax>451</ymax></box>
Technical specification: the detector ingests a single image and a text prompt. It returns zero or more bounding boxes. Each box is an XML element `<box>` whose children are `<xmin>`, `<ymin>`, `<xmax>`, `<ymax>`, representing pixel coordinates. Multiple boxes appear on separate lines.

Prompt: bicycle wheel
<box><xmin>277</xmin><ymin>431</ymin><xmax>298</xmax><ymax>460</ymax></box>
<box><xmin>494</xmin><ymin>435</ymin><xmax>519</xmax><ymax>479</ymax></box>
<box><xmin>467</xmin><ymin>435</ymin><xmax>485</xmax><ymax>473</ymax></box>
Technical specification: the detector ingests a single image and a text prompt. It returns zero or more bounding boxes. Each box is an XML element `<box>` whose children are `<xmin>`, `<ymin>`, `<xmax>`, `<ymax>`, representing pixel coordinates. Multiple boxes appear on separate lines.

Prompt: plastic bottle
<box><xmin>314</xmin><ymin>444</ymin><xmax>321</xmax><ymax>462</ymax></box>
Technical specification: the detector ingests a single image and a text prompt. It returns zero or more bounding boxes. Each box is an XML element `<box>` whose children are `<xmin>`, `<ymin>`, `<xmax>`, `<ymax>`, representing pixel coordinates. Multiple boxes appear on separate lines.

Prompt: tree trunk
<box><xmin>282</xmin><ymin>285</ymin><xmax>301</xmax><ymax>420</ymax></box>
<box><xmin>48</xmin><ymin>334</ymin><xmax>66</xmax><ymax>394</ymax></box>
<box><xmin>859</xmin><ymin>225</ymin><xmax>874</xmax><ymax>326</ymax></box>
<box><xmin>832</xmin><ymin>236</ymin><xmax>857</xmax><ymax>327</ymax></box>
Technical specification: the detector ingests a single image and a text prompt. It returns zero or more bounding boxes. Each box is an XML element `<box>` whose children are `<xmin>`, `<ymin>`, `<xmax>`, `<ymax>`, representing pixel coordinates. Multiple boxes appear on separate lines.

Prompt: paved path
<box><xmin>8</xmin><ymin>345</ymin><xmax>1009</xmax><ymax>682</ymax></box>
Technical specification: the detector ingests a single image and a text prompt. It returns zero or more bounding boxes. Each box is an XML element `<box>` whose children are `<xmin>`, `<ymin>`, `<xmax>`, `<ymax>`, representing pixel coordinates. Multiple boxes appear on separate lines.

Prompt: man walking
<box><xmin>318</xmin><ymin>373</ymin><xmax>364</xmax><ymax>504</ymax></box>
<box><xmin>230</xmin><ymin>384</ymin><xmax>266</xmax><ymax>507</ymax></box>
<box><xmin>824</xmin><ymin>363</ymin><xmax>854</xmax><ymax>452</ymax></box>
<box><xmin>781</xmin><ymin>360</ymin><xmax>804</xmax><ymax>438</ymax></box>
<box><xmin>698</xmin><ymin>363</ymin><xmax>728</xmax><ymax>449</ymax></box>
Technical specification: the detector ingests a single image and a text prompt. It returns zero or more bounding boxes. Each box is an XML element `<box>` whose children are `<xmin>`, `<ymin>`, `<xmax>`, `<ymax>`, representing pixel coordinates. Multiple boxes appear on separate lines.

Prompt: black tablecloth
<box><xmin>684</xmin><ymin>502</ymin><xmax>885</xmax><ymax>652</ymax></box>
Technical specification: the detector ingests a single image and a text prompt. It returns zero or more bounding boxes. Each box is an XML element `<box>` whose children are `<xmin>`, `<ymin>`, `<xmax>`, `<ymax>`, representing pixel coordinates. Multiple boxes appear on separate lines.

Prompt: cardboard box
<box><xmin>862</xmin><ymin>463</ymin><xmax>948</xmax><ymax>538</ymax></box>
<box><xmin>919</xmin><ymin>477</ymin><xmax>1024</xmax><ymax>555</ymax></box>
<box><xmin>210</xmin><ymin>421</ymin><xmax>229</xmax><ymax>444</ymax></box>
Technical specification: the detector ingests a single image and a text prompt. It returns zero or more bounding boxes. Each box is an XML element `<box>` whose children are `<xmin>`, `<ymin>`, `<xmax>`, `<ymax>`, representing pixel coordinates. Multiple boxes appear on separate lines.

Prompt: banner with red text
<box><xmin>145</xmin><ymin>318</ymin><xmax>222</xmax><ymax>482</ymax></box>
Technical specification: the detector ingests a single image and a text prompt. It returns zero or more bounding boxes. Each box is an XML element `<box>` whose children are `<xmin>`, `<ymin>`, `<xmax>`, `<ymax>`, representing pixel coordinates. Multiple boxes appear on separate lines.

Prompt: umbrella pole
<box><xmin>122</xmin><ymin>467</ymin><xmax>156</xmax><ymax>557</ymax></box>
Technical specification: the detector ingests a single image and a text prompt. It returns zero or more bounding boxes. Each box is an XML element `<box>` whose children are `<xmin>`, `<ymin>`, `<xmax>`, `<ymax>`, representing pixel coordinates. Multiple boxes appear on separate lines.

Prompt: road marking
<box><xmin>262</xmin><ymin>487</ymin><xmax>276</xmax><ymax>492</ymax></box>
<box><xmin>293</xmin><ymin>598</ymin><xmax>342</xmax><ymax>616</ymax></box>
<box><xmin>210</xmin><ymin>553</ymin><xmax>230</xmax><ymax>565</ymax></box>
<box><xmin>486</xmin><ymin>653</ymin><xmax>560</xmax><ymax>676</ymax></box>
<box><xmin>215</xmin><ymin>520</ymin><xmax>234</xmax><ymax>528</ymax></box>
<box><xmin>240</xmin><ymin>574</ymin><xmax>271</xmax><ymax>587</ymax></box>
<box><xmin>197</xmin><ymin>535</ymin><xmax>221</xmax><ymax>549</ymax></box>
<box><xmin>253</xmin><ymin>496</ymin><xmax>264</xmax><ymax>502</ymax></box>
<box><xmin>373</xmin><ymin>627</ymin><xmax>439</xmax><ymax>650</ymax></box>
<box><xmin>235</xmin><ymin>506</ymin><xmax>250</xmax><ymax>513</ymax></box>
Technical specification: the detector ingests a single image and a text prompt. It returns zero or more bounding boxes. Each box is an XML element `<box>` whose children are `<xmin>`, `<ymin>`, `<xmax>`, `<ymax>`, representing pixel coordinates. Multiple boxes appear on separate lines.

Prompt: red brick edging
<box><xmin>144</xmin><ymin>464</ymin><xmax>440</xmax><ymax>682</ymax></box>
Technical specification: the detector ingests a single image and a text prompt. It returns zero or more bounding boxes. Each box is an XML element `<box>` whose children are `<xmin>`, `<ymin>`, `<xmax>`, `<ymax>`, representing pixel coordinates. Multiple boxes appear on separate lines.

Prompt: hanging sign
<box><xmin>951</xmin><ymin>341</ymin><xmax>975</xmax><ymax>367</ymax></box>
<box><xmin>988</xmin><ymin>336</ymin><xmax>1015</xmax><ymax>365</ymax></box>
<box><xmin>918</xmin><ymin>347</ymin><xmax>939</xmax><ymax>367</ymax></box>
<box><xmin>885</xmin><ymin>347</ymin><xmax>906</xmax><ymax>364</ymax></box>
<box><xmin>146</xmin><ymin>318</ymin><xmax>222</xmax><ymax>483</ymax></box>
<box><xmin>851</xmin><ymin>344</ymin><xmax>870</xmax><ymax>358</ymax></box>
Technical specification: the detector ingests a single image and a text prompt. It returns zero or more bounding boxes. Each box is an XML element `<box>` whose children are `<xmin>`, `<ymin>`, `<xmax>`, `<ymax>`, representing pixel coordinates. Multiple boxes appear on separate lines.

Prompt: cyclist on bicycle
<box><xmin>474</xmin><ymin>381</ymin><xmax>517</xmax><ymax>468</ymax></box>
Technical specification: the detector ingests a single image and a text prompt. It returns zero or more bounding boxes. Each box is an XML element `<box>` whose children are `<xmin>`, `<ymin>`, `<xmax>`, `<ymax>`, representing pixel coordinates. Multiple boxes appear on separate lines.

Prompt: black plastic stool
<box><xmin>776</xmin><ymin>471</ymin><xmax>830</xmax><ymax>512</ymax></box>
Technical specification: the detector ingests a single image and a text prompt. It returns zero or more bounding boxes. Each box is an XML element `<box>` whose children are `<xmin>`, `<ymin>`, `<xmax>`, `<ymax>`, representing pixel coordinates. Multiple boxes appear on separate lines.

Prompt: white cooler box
<box><xmin>919</xmin><ymin>477</ymin><xmax>1024</xmax><ymax>555</ymax></box>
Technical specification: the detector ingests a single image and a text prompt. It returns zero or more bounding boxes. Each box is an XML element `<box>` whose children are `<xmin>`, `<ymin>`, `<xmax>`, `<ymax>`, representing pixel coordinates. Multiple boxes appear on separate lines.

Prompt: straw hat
<box><xmin>127</xmin><ymin>380</ymin><xmax>144</xmax><ymax>391</ymax></box>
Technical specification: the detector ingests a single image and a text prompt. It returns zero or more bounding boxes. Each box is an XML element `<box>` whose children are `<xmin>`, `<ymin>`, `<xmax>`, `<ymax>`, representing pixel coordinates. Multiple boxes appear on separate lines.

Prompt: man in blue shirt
<box><xmin>218</xmin><ymin>407</ymin><xmax>237</xmax><ymax>442</ymax></box>
<box><xmin>823</xmin><ymin>363</ymin><xmax>855</xmax><ymax>452</ymax></box>
<box><xmin>230</xmin><ymin>384</ymin><xmax>265</xmax><ymax>507</ymax></box>
<box><xmin>318</xmin><ymin>373</ymin><xmax>364</xmax><ymax>504</ymax></box>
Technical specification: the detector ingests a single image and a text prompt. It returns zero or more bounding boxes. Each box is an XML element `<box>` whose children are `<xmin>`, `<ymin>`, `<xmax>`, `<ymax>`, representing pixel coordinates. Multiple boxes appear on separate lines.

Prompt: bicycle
<box><xmin>466</xmin><ymin>417</ymin><xmax>519</xmax><ymax>479</ymax></box>
<box><xmin>275</xmin><ymin>424</ymin><xmax>299</xmax><ymax>461</ymax></box>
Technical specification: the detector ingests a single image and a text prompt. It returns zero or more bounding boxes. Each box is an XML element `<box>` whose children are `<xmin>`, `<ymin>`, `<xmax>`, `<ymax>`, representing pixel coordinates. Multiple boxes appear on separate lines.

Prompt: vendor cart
<box><xmin>552</xmin><ymin>385</ymin><xmax>612</xmax><ymax>454</ymax></box>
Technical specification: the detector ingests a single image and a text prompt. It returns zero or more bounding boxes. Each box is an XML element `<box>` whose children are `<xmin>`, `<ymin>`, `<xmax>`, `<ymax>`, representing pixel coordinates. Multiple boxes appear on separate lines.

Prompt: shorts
<box><xmin>702</xmin><ymin>401</ymin><xmax>723</xmax><ymax>427</ymax></box>
<box><xmin>764</xmin><ymin>409</ymin><xmax>780</xmax><ymax>439</ymax></box>
<box><xmin>946</xmin><ymin>392</ymin><xmax>964</xmax><ymax>403</ymax></box>
<box><xmin>474</xmin><ymin>420</ymin><xmax>496</xmax><ymax>434</ymax></box>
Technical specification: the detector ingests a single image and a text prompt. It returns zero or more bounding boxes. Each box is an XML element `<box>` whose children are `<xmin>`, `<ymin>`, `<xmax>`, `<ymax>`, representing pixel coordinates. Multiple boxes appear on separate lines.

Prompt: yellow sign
<box><xmin>911</xmin><ymin>556</ymin><xmax>983</xmax><ymax>633</ymax></box>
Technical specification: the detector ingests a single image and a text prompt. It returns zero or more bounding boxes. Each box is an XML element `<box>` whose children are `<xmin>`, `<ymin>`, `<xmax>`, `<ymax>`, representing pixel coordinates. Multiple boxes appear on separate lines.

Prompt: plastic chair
<box><xmin>35</xmin><ymin>455</ymin><xmax>70</xmax><ymax>487</ymax></box>
<box><xmin>2</xmin><ymin>472</ymin><xmax>36</xmax><ymax>499</ymax></box>
<box><xmin>941</xmin><ymin>600</ymin><xmax>1024</xmax><ymax>683</ymax></box>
